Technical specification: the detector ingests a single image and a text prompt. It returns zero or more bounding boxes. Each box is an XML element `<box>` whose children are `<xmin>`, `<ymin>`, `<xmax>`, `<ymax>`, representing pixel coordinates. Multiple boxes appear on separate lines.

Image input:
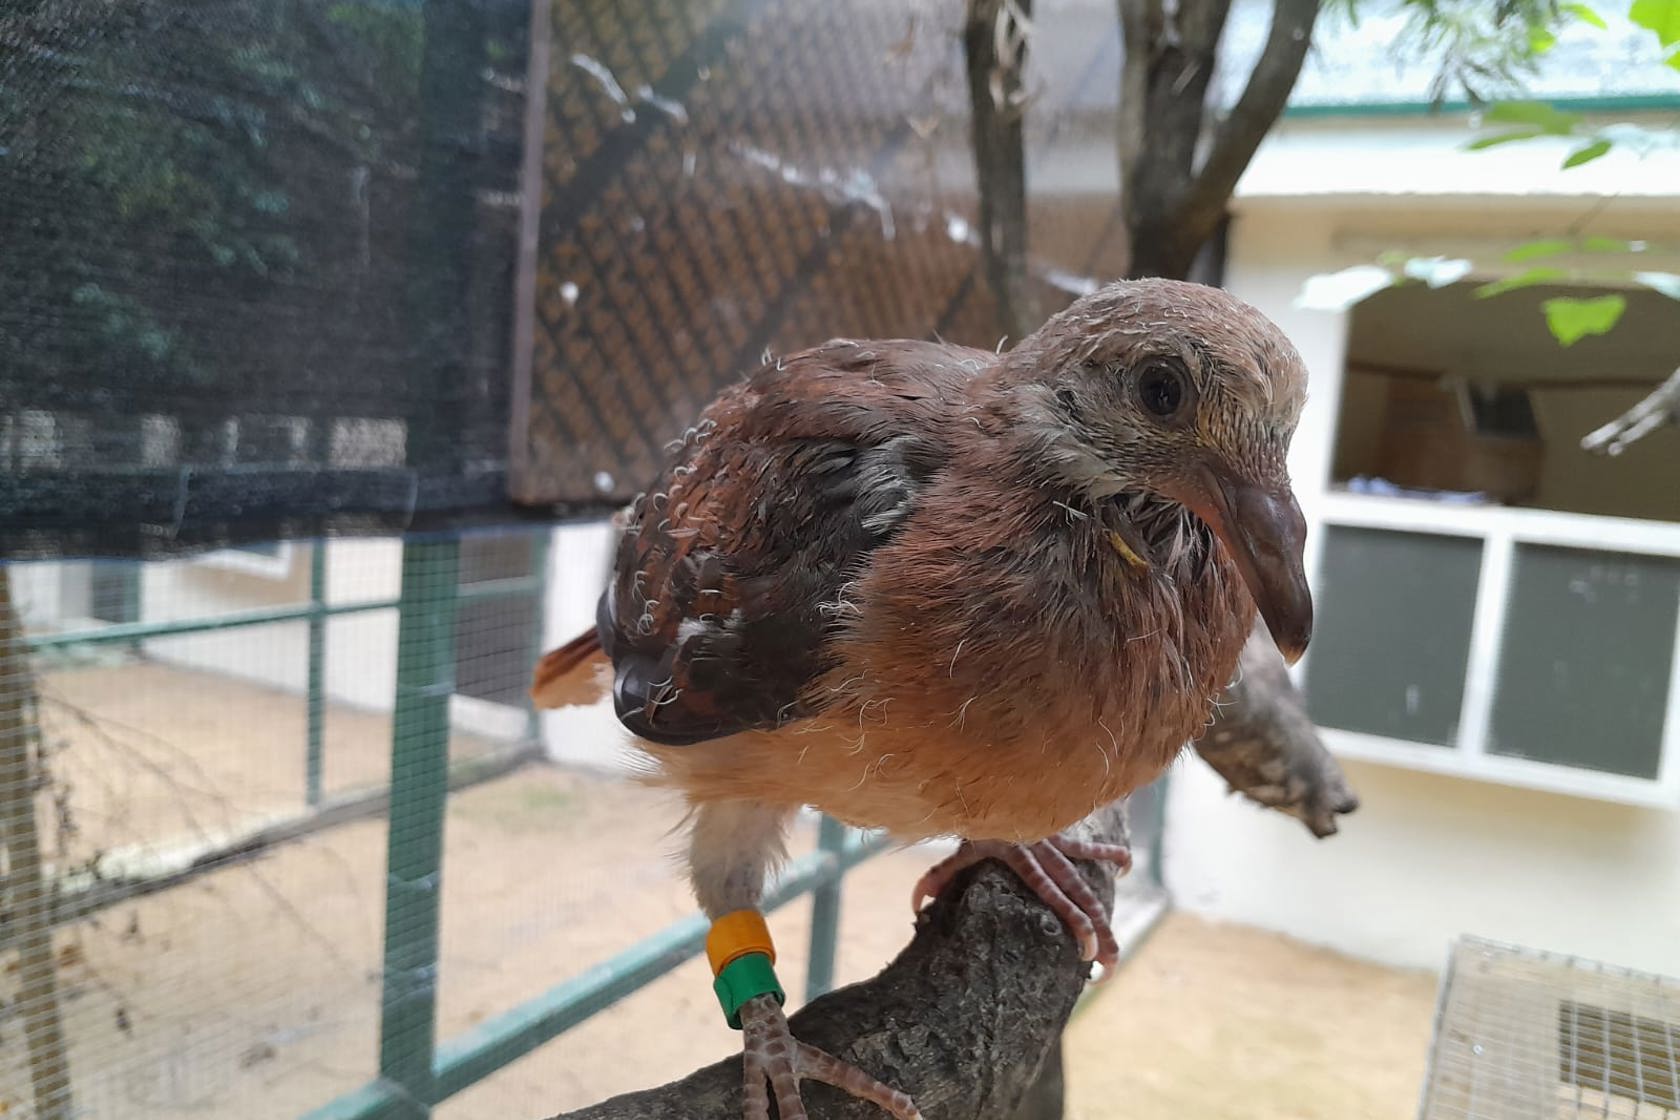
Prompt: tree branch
<box><xmin>1195</xmin><ymin>622</ymin><xmax>1358</xmax><ymax>839</ymax></box>
<box><xmin>1180</xmin><ymin>0</ymin><xmax>1320</xmax><ymax>228</ymax></box>
<box><xmin>548</xmin><ymin>806</ymin><xmax>1129</xmax><ymax>1120</ymax></box>
<box><xmin>1580</xmin><ymin>366</ymin><xmax>1680</xmax><ymax>456</ymax></box>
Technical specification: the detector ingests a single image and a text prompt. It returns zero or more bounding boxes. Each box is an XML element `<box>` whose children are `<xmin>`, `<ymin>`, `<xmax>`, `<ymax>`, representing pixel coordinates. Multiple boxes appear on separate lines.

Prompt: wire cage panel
<box><xmin>1422</xmin><ymin>936</ymin><xmax>1680</xmax><ymax>1120</ymax></box>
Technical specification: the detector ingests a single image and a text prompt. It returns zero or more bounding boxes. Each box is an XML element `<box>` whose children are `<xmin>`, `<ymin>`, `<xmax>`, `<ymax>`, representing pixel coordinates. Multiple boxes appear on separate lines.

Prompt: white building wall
<box><xmin>8</xmin><ymin>563</ymin><xmax>66</xmax><ymax>632</ymax></box>
<box><xmin>1166</xmin><ymin>127</ymin><xmax>1680</xmax><ymax>977</ymax></box>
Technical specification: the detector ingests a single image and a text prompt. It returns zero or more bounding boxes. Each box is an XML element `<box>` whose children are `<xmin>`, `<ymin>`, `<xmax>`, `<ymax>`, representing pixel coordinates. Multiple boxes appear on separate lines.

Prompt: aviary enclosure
<box><xmin>0</xmin><ymin>0</ymin><xmax>1167</xmax><ymax>1115</ymax></box>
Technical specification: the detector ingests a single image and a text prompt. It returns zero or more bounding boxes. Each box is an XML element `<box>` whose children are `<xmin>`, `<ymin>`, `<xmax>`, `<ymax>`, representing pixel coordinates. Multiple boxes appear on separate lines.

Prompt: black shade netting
<box><xmin>1</xmin><ymin>0</ymin><xmax>536</xmax><ymax>560</ymax></box>
<box><xmin>3</xmin><ymin>0</ymin><xmax>1145</xmax><ymax>560</ymax></box>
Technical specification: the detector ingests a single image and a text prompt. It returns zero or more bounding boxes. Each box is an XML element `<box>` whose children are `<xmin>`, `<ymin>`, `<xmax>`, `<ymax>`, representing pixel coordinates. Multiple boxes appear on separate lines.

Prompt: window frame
<box><xmin>1301</xmin><ymin>490</ymin><xmax>1680</xmax><ymax>808</ymax></box>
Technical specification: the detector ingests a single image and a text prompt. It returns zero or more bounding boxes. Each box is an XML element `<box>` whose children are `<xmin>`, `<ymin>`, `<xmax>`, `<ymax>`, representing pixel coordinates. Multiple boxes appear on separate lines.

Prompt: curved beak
<box><xmin>1166</xmin><ymin>462</ymin><xmax>1313</xmax><ymax>664</ymax></box>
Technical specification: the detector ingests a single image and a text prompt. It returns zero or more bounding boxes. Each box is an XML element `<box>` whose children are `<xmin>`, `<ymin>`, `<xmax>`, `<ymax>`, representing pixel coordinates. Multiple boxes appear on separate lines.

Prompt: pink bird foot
<box><xmin>739</xmin><ymin>994</ymin><xmax>921</xmax><ymax>1120</ymax></box>
<box><xmin>912</xmin><ymin>833</ymin><xmax>1134</xmax><ymax>969</ymax></box>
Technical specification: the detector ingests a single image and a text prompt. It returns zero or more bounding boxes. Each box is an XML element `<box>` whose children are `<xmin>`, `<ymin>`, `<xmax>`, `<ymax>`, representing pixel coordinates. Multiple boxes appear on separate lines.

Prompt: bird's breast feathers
<box><xmin>644</xmin><ymin>482</ymin><xmax>1255</xmax><ymax>842</ymax></box>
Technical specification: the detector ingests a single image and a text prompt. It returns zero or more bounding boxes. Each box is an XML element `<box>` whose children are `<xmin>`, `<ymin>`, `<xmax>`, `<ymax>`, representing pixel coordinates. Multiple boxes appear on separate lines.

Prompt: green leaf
<box><xmin>1564</xmin><ymin>3</ymin><xmax>1609</xmax><ymax>29</ymax></box>
<box><xmin>1467</xmin><ymin>129</ymin><xmax>1544</xmax><ymax>150</ymax></box>
<box><xmin>1562</xmin><ymin>138</ymin><xmax>1613</xmax><ymax>168</ymax></box>
<box><xmin>1529</xmin><ymin>26</ymin><xmax>1558</xmax><ymax>53</ymax></box>
<box><xmin>1541</xmin><ymin>295</ymin><xmax>1626</xmax><ymax>345</ymax></box>
<box><xmin>1635</xmin><ymin>271</ymin><xmax>1680</xmax><ymax>299</ymax></box>
<box><xmin>1504</xmin><ymin>240</ymin><xmax>1574</xmax><ymax>263</ymax></box>
<box><xmin>1502</xmin><ymin>238</ymin><xmax>1633</xmax><ymax>264</ymax></box>
<box><xmin>1630</xmin><ymin>0</ymin><xmax>1680</xmax><ymax>47</ymax></box>
<box><xmin>1476</xmin><ymin>267</ymin><xmax>1568</xmax><ymax>298</ymax></box>
<box><xmin>1667</xmin><ymin>48</ymin><xmax>1680</xmax><ymax>72</ymax></box>
<box><xmin>1484</xmin><ymin>101</ymin><xmax>1584</xmax><ymax>135</ymax></box>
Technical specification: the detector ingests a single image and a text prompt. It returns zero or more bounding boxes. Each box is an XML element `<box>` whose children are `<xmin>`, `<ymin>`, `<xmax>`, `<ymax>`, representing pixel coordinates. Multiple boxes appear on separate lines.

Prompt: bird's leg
<box><xmin>690</xmin><ymin>801</ymin><xmax>920</xmax><ymax>1120</ymax></box>
<box><xmin>912</xmin><ymin>832</ymin><xmax>1133</xmax><ymax>969</ymax></box>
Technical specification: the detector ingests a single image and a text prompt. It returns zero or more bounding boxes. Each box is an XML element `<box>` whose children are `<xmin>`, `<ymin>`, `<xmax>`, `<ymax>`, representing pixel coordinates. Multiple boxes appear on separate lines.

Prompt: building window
<box><xmin>1306</xmin><ymin>526</ymin><xmax>1481</xmax><ymax>748</ymax></box>
<box><xmin>1306</xmin><ymin>278</ymin><xmax>1680</xmax><ymax>806</ymax></box>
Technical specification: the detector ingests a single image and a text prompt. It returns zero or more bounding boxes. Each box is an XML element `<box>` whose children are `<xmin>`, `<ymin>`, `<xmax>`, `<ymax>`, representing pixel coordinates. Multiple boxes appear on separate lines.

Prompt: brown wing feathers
<box><xmin>530</xmin><ymin>342</ymin><xmax>970</xmax><ymax>745</ymax></box>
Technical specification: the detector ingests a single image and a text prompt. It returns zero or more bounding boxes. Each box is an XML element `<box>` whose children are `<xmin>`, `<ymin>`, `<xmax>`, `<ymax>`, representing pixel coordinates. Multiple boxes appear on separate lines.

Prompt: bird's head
<box><xmin>1003</xmin><ymin>278</ymin><xmax>1313</xmax><ymax>663</ymax></box>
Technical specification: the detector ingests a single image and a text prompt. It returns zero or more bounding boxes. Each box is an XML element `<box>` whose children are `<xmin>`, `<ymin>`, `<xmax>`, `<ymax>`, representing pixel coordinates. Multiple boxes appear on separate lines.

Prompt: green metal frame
<box><xmin>377</xmin><ymin>536</ymin><xmax>460</xmax><ymax>1117</ymax></box>
<box><xmin>28</xmin><ymin>576</ymin><xmax>540</xmax><ymax>652</ymax></box>
<box><xmin>307</xmin><ymin>544</ymin><xmax>329</xmax><ymax>807</ymax></box>
<box><xmin>805</xmin><ymin>814</ymin><xmax>848</xmax><ymax>1001</ymax></box>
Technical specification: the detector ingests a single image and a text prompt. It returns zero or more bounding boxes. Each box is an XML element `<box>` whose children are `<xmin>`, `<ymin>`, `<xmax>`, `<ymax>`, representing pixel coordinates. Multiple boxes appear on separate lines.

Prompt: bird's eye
<box><xmin>1137</xmin><ymin>362</ymin><xmax>1189</xmax><ymax>420</ymax></box>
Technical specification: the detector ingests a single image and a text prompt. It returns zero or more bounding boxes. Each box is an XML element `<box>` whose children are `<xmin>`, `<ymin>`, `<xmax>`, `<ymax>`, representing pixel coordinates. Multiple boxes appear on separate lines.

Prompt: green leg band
<box><xmin>714</xmin><ymin>951</ymin><xmax>785</xmax><ymax>1030</ymax></box>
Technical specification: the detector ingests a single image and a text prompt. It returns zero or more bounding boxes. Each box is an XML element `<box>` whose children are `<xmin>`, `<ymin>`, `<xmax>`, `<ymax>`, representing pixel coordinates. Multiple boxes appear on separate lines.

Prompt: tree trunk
<box><xmin>1115</xmin><ymin>0</ymin><xmax>1320</xmax><ymax>281</ymax></box>
<box><xmin>966</xmin><ymin>0</ymin><xmax>1041</xmax><ymax>343</ymax></box>
<box><xmin>548</xmin><ymin>807</ymin><xmax>1127</xmax><ymax>1120</ymax></box>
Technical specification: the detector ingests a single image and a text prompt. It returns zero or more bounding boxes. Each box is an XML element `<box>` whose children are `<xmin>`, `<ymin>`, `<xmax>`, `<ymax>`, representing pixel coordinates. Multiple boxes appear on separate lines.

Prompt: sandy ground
<box><xmin>1065</xmin><ymin>912</ymin><xmax>1439</xmax><ymax>1120</ymax></box>
<box><xmin>1</xmin><ymin>661</ymin><xmax>1440</xmax><ymax>1120</ymax></box>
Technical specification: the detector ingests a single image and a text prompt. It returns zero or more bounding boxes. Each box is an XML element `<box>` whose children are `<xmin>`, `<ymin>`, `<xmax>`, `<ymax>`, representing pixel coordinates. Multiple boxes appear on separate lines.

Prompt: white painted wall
<box><xmin>1167</xmin><ymin>120</ymin><xmax>1680</xmax><ymax>976</ymax></box>
<box><xmin>1164</xmin><ymin>754</ymin><xmax>1680</xmax><ymax>975</ymax></box>
<box><xmin>8</xmin><ymin>563</ymin><xmax>66</xmax><ymax>632</ymax></box>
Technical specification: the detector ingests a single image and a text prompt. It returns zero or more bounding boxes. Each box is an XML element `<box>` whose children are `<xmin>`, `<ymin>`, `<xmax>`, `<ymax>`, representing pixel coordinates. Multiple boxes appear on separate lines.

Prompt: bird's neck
<box><xmin>958</xmin><ymin>374</ymin><xmax>1211</xmax><ymax>578</ymax></box>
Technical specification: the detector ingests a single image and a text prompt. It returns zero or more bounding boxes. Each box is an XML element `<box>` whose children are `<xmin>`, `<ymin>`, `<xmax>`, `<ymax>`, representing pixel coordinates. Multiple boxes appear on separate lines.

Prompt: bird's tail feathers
<box><xmin>530</xmin><ymin>629</ymin><xmax>610</xmax><ymax>710</ymax></box>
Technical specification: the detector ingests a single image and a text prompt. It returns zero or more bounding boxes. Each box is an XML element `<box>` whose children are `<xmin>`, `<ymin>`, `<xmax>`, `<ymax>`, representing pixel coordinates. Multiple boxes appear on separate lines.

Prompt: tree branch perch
<box><xmin>1580</xmin><ymin>366</ymin><xmax>1680</xmax><ymax>456</ymax></box>
<box><xmin>547</xmin><ymin>806</ymin><xmax>1128</xmax><ymax>1120</ymax></box>
<box><xmin>1195</xmin><ymin>623</ymin><xmax>1358</xmax><ymax>839</ymax></box>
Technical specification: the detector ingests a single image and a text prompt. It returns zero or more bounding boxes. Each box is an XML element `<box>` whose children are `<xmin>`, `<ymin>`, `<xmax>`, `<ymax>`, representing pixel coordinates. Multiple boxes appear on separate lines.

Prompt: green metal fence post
<box><xmin>804</xmin><ymin>814</ymin><xmax>847</xmax><ymax>1001</ymax></box>
<box><xmin>306</xmin><ymin>542</ymin><xmax>327</xmax><ymax>808</ymax></box>
<box><xmin>1148</xmin><ymin>776</ymin><xmax>1169</xmax><ymax>889</ymax></box>
<box><xmin>377</xmin><ymin>534</ymin><xmax>460</xmax><ymax>1117</ymax></box>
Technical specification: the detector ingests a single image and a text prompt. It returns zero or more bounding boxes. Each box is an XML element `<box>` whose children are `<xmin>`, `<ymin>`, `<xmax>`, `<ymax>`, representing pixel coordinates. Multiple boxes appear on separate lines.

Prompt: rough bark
<box><xmin>1117</xmin><ymin>0</ymin><xmax>1320</xmax><ymax>279</ymax></box>
<box><xmin>1009</xmin><ymin>1035</ymin><xmax>1066</xmax><ymax>1120</ymax></box>
<box><xmin>1580</xmin><ymin>366</ymin><xmax>1680</xmax><ymax>456</ymax></box>
<box><xmin>1195</xmin><ymin>623</ymin><xmax>1358</xmax><ymax>839</ymax></box>
<box><xmin>547</xmin><ymin>807</ymin><xmax>1126</xmax><ymax>1120</ymax></box>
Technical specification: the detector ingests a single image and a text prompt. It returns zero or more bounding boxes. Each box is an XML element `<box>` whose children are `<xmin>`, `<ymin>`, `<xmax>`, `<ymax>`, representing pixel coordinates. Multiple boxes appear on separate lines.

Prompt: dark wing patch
<box><xmin>605</xmin><ymin>434</ymin><xmax>936</xmax><ymax>745</ymax></box>
<box><xmin>597</xmin><ymin>345</ymin><xmax>963</xmax><ymax>746</ymax></box>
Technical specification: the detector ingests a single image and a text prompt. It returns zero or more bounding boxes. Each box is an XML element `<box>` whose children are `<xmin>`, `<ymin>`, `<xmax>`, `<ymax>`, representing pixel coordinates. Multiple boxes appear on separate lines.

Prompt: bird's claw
<box><xmin>739</xmin><ymin>994</ymin><xmax>921</xmax><ymax>1120</ymax></box>
<box><xmin>912</xmin><ymin>833</ymin><xmax>1132</xmax><ymax>972</ymax></box>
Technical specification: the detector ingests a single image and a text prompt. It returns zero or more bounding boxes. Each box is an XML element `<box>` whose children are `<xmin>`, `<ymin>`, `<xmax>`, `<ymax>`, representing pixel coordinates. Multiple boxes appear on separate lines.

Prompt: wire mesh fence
<box><xmin>0</xmin><ymin>525</ymin><xmax>994</xmax><ymax>1119</ymax></box>
<box><xmin>2</xmin><ymin>528</ymin><xmax>538</xmax><ymax>1118</ymax></box>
